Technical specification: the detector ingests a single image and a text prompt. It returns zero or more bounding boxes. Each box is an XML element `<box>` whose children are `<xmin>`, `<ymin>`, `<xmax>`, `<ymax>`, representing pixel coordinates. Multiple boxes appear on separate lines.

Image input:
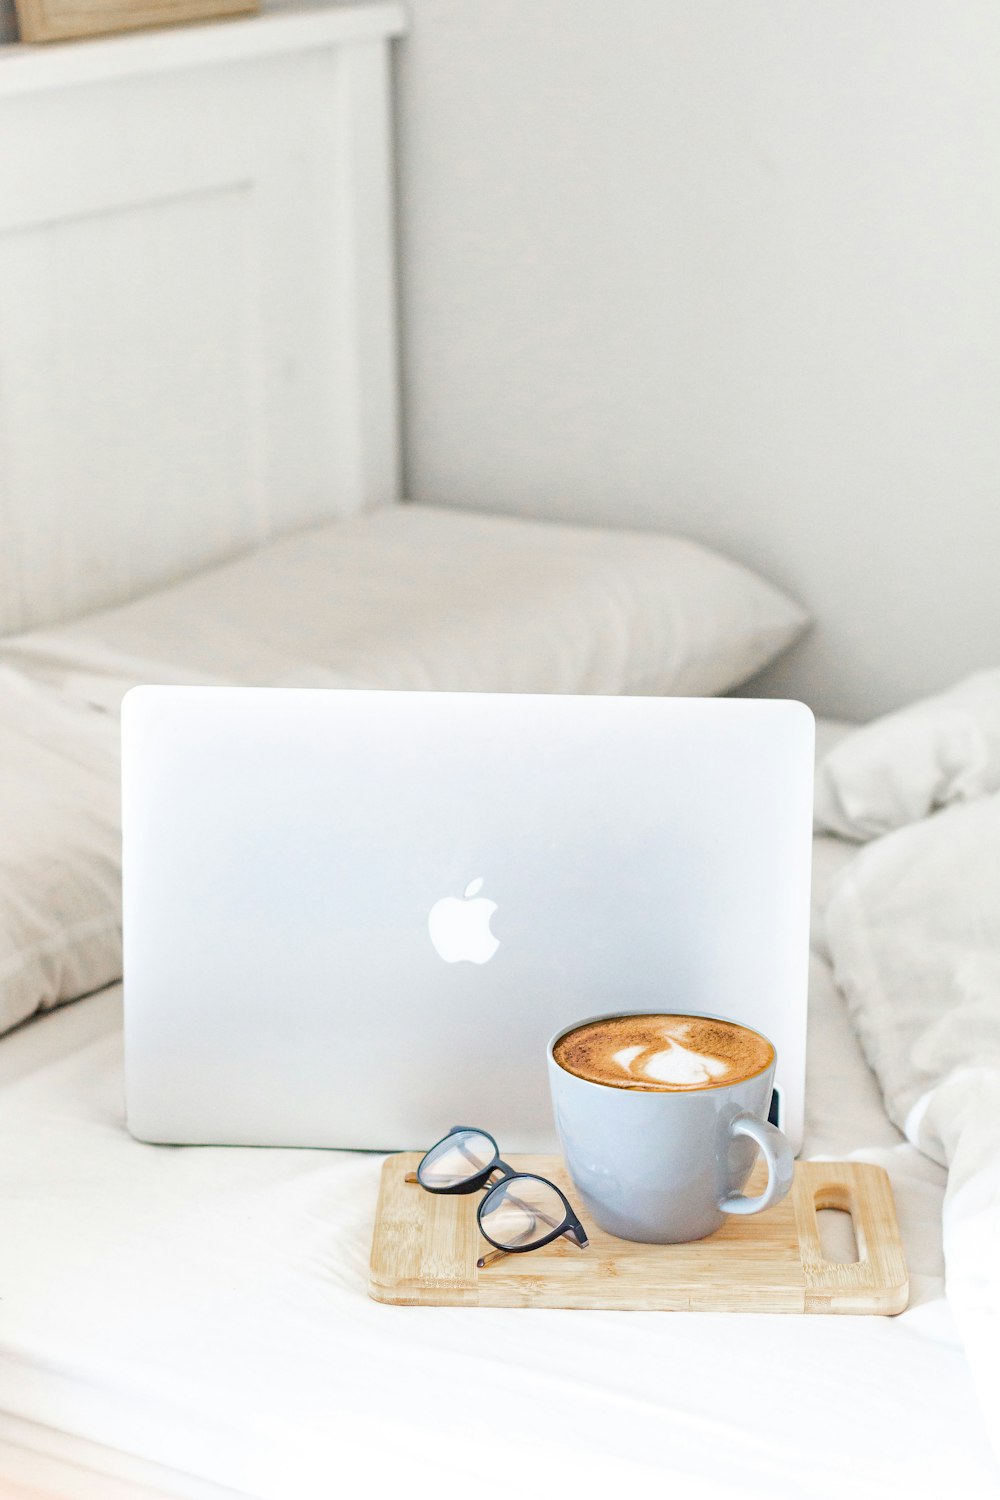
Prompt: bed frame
<box><xmin>0</xmin><ymin>1</ymin><xmax>405</xmax><ymax>636</ymax></box>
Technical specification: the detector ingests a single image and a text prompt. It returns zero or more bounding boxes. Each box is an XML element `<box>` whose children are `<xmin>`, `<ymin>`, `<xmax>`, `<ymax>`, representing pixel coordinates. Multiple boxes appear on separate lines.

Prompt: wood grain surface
<box><xmin>14</xmin><ymin>0</ymin><xmax>257</xmax><ymax>44</ymax></box>
<box><xmin>370</xmin><ymin>1153</ymin><xmax>909</xmax><ymax>1315</ymax></box>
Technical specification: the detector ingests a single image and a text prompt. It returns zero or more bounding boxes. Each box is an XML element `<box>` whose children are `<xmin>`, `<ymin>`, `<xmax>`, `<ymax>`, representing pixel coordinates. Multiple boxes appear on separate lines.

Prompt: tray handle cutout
<box><xmin>816</xmin><ymin>1203</ymin><xmax>859</xmax><ymax>1264</ymax></box>
<box><xmin>793</xmin><ymin>1161</ymin><xmax>909</xmax><ymax>1315</ymax></box>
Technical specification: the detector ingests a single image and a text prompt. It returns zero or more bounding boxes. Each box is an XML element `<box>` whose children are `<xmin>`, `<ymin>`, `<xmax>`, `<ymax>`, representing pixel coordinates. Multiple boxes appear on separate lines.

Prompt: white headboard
<box><xmin>0</xmin><ymin>2</ymin><xmax>405</xmax><ymax>633</ymax></box>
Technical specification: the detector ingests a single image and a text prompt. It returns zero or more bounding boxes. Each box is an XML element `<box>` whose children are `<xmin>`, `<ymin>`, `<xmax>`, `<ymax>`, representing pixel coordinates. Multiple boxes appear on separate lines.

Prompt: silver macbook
<box><xmin>122</xmin><ymin>688</ymin><xmax>814</xmax><ymax>1153</ymax></box>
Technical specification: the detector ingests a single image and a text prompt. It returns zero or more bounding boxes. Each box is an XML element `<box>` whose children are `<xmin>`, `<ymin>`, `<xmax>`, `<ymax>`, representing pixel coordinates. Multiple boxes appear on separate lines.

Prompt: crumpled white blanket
<box><xmin>815</xmin><ymin>669</ymin><xmax>1000</xmax><ymax>840</ymax></box>
<box><xmin>823</xmin><ymin>698</ymin><xmax>1000</xmax><ymax>1457</ymax></box>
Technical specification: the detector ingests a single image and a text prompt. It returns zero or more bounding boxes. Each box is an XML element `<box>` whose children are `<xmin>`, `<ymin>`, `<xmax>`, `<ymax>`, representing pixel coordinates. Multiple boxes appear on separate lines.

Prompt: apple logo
<box><xmin>427</xmin><ymin>877</ymin><xmax>500</xmax><ymax>965</ymax></box>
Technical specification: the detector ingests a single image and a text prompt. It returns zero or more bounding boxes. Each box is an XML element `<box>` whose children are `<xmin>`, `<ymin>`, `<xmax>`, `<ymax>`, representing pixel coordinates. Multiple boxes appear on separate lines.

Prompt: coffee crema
<box><xmin>553</xmin><ymin>1014</ymin><xmax>773</xmax><ymax>1092</ymax></box>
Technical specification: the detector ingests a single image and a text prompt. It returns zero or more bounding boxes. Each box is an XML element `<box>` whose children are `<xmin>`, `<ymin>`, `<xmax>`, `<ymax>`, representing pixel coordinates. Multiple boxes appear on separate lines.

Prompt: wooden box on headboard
<box><xmin>14</xmin><ymin>0</ymin><xmax>257</xmax><ymax>44</ymax></box>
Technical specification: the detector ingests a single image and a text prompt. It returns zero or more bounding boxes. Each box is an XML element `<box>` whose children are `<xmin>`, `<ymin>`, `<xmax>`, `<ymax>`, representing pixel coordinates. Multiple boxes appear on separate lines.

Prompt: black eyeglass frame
<box><xmin>415</xmin><ymin>1125</ymin><xmax>589</xmax><ymax>1256</ymax></box>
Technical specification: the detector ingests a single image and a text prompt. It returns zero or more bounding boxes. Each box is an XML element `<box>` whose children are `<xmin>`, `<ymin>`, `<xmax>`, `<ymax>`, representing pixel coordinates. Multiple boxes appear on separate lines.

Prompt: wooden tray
<box><xmin>369</xmin><ymin>1153</ymin><xmax>908</xmax><ymax>1315</ymax></box>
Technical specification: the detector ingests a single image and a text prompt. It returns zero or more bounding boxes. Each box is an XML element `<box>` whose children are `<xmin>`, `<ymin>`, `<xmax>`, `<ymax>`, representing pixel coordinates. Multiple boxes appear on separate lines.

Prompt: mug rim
<box><xmin>546</xmin><ymin>1008</ymin><xmax>777</xmax><ymax>1093</ymax></box>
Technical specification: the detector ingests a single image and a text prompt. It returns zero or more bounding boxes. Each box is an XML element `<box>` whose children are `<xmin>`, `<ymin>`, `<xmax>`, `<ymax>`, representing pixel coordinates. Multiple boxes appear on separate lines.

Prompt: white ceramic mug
<box><xmin>547</xmin><ymin>1010</ymin><xmax>794</xmax><ymax>1243</ymax></box>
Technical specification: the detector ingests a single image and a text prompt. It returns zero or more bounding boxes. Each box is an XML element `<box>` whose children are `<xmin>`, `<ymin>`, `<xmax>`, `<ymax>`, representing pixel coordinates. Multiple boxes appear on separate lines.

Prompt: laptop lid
<box><xmin>122</xmin><ymin>688</ymin><xmax>814</xmax><ymax>1153</ymax></box>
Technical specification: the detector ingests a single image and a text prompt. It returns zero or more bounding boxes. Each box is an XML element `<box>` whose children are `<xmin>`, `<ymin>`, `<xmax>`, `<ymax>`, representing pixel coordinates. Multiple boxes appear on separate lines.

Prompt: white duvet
<box><xmin>2</xmin><ymin>763</ymin><xmax>998</xmax><ymax>1498</ymax></box>
<box><xmin>1</xmin><ymin>715</ymin><xmax>999</xmax><ymax>1497</ymax></box>
<box><xmin>821</xmin><ymin>675</ymin><xmax>1000</xmax><ymax>1457</ymax></box>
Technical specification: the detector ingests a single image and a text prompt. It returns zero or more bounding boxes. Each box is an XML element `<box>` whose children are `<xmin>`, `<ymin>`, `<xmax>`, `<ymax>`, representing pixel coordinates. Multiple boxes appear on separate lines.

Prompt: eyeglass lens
<box><xmin>418</xmin><ymin>1129</ymin><xmax>496</xmax><ymax>1189</ymax></box>
<box><xmin>479</xmin><ymin>1175</ymin><xmax>567</xmax><ymax>1250</ymax></box>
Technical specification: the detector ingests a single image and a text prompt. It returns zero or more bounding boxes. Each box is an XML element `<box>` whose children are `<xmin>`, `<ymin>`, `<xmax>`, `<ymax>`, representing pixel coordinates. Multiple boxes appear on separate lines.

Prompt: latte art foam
<box><xmin>614</xmin><ymin>1036</ymin><xmax>730</xmax><ymax>1087</ymax></box>
<box><xmin>553</xmin><ymin>1014</ymin><xmax>773</xmax><ymax>1092</ymax></box>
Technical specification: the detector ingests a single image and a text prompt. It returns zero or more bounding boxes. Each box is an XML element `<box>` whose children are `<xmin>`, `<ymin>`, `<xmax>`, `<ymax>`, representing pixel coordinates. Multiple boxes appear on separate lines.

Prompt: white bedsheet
<box><xmin>0</xmin><ymin>734</ymin><xmax>997</xmax><ymax>1499</ymax></box>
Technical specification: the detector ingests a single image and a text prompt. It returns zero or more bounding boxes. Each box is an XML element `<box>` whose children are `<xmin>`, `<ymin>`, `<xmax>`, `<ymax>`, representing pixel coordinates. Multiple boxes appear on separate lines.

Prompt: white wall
<box><xmin>394</xmin><ymin>1</ymin><xmax>1000</xmax><ymax>720</ymax></box>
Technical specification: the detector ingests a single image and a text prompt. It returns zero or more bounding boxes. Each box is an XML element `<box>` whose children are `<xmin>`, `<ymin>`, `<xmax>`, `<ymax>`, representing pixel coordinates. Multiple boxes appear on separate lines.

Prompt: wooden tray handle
<box><xmin>792</xmin><ymin>1161</ymin><xmax>909</xmax><ymax>1315</ymax></box>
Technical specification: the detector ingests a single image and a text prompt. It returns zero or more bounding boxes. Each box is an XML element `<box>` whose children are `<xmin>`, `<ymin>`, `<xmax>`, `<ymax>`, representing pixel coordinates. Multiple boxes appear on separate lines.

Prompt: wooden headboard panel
<box><xmin>0</xmin><ymin>3</ymin><xmax>405</xmax><ymax>633</ymax></box>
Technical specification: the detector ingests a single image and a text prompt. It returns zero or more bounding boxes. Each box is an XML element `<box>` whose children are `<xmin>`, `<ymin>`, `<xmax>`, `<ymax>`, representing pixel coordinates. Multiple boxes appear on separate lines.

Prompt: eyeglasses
<box><xmin>406</xmin><ymin>1125</ymin><xmax>589</xmax><ymax>1269</ymax></box>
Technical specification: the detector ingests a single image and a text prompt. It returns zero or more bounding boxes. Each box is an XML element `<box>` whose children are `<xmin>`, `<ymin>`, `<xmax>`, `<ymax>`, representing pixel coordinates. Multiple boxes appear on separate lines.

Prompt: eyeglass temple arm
<box><xmin>477</xmin><ymin>1224</ymin><xmax>586</xmax><ymax>1270</ymax></box>
<box><xmin>477</xmin><ymin>1246</ymin><xmax>510</xmax><ymax>1269</ymax></box>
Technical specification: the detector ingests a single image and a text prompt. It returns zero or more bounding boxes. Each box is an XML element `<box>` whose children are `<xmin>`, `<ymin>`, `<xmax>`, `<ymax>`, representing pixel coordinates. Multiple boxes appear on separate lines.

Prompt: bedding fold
<box><xmin>815</xmin><ymin>669</ymin><xmax>1000</xmax><ymax>841</ymax></box>
<box><xmin>825</xmin><ymin>778</ymin><xmax>1000</xmax><ymax>1458</ymax></box>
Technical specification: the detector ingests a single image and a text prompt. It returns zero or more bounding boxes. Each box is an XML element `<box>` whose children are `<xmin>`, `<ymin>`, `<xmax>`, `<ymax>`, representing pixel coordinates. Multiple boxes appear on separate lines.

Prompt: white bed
<box><xmin>0</xmin><ymin>721</ymin><xmax>996</xmax><ymax>1500</ymax></box>
<box><xmin>1</xmin><ymin>8</ymin><xmax>997</xmax><ymax>1494</ymax></box>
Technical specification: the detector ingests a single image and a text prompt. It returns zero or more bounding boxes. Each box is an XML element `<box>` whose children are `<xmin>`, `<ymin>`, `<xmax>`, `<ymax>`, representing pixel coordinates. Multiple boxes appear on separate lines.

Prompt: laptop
<box><xmin>122</xmin><ymin>688</ymin><xmax>814</xmax><ymax>1154</ymax></box>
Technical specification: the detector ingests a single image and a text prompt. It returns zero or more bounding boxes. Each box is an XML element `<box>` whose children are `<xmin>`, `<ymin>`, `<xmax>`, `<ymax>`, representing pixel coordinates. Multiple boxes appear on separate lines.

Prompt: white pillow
<box><xmin>0</xmin><ymin>503</ymin><xmax>805</xmax><ymax>1034</ymax></box>
<box><xmin>1</xmin><ymin>504</ymin><xmax>806</xmax><ymax>711</ymax></box>
<box><xmin>814</xmin><ymin>670</ymin><xmax>1000</xmax><ymax>841</ymax></box>
<box><xmin>0</xmin><ymin>668</ymin><xmax>120</xmax><ymax>1037</ymax></box>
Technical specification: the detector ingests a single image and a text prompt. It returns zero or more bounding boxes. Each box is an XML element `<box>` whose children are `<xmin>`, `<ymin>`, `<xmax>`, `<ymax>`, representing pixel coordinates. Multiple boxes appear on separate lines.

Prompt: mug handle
<box><xmin>719</xmin><ymin>1113</ymin><xmax>795</xmax><ymax>1217</ymax></box>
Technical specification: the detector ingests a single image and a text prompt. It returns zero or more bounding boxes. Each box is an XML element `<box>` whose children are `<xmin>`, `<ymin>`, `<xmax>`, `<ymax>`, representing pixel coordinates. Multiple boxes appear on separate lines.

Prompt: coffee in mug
<box><xmin>553</xmin><ymin>1013</ymin><xmax>774</xmax><ymax>1092</ymax></box>
<box><xmin>548</xmin><ymin>1010</ymin><xmax>793</xmax><ymax>1244</ymax></box>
